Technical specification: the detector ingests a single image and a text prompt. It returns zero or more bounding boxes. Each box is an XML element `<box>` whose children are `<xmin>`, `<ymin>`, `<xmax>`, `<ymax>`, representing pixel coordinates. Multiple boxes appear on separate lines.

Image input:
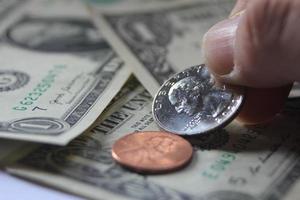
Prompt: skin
<box><xmin>203</xmin><ymin>0</ymin><xmax>300</xmax><ymax>124</ymax></box>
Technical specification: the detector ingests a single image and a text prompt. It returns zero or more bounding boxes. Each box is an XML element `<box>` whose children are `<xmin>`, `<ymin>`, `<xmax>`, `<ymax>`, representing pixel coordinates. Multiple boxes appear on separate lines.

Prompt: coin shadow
<box><xmin>184</xmin><ymin>129</ymin><xmax>230</xmax><ymax>151</ymax></box>
<box><xmin>185</xmin><ymin>113</ymin><xmax>300</xmax><ymax>154</ymax></box>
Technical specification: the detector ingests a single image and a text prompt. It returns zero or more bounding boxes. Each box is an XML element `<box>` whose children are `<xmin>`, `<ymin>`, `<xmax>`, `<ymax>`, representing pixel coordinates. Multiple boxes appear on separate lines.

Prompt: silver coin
<box><xmin>152</xmin><ymin>64</ymin><xmax>244</xmax><ymax>135</ymax></box>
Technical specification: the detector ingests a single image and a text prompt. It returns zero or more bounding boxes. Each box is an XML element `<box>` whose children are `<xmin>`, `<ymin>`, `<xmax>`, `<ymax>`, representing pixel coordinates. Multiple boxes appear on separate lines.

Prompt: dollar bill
<box><xmin>85</xmin><ymin>0</ymin><xmax>196</xmax><ymax>13</ymax></box>
<box><xmin>5</xmin><ymin>77</ymin><xmax>300</xmax><ymax>200</ymax></box>
<box><xmin>0</xmin><ymin>140</ymin><xmax>28</xmax><ymax>165</ymax></box>
<box><xmin>0</xmin><ymin>0</ymin><xmax>130</xmax><ymax>144</ymax></box>
<box><xmin>92</xmin><ymin>0</ymin><xmax>234</xmax><ymax>95</ymax></box>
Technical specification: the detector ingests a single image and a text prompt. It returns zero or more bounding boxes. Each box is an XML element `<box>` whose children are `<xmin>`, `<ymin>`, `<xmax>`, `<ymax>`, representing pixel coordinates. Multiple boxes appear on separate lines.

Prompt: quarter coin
<box><xmin>112</xmin><ymin>131</ymin><xmax>193</xmax><ymax>173</ymax></box>
<box><xmin>153</xmin><ymin>64</ymin><xmax>244</xmax><ymax>135</ymax></box>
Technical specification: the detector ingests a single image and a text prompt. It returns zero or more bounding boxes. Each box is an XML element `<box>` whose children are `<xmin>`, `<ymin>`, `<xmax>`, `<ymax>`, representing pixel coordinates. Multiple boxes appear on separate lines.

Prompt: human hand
<box><xmin>203</xmin><ymin>0</ymin><xmax>299</xmax><ymax>124</ymax></box>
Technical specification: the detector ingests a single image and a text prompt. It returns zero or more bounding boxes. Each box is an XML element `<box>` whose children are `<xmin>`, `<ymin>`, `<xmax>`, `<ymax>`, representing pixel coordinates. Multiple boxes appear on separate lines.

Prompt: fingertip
<box><xmin>203</xmin><ymin>17</ymin><xmax>239</xmax><ymax>76</ymax></box>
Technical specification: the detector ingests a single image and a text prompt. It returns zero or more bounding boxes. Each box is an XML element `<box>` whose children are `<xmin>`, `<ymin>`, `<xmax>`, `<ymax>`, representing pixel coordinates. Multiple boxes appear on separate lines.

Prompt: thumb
<box><xmin>203</xmin><ymin>0</ymin><xmax>300</xmax><ymax>87</ymax></box>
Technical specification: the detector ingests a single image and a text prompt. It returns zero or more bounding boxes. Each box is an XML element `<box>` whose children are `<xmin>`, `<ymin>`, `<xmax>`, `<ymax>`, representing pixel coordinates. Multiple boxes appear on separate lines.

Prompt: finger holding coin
<box><xmin>153</xmin><ymin>64</ymin><xmax>245</xmax><ymax>136</ymax></box>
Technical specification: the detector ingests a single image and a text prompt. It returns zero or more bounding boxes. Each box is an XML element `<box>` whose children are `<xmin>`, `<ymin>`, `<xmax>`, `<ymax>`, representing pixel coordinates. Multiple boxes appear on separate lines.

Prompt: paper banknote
<box><xmin>92</xmin><ymin>0</ymin><xmax>234</xmax><ymax>95</ymax></box>
<box><xmin>85</xmin><ymin>0</ymin><xmax>196</xmax><ymax>13</ymax></box>
<box><xmin>0</xmin><ymin>0</ymin><xmax>130</xmax><ymax>144</ymax></box>
<box><xmin>6</xmin><ymin>77</ymin><xmax>300</xmax><ymax>200</ymax></box>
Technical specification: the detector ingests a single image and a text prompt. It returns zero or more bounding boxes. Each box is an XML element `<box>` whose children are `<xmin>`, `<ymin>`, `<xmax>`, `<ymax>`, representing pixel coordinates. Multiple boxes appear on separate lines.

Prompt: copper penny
<box><xmin>112</xmin><ymin>131</ymin><xmax>193</xmax><ymax>173</ymax></box>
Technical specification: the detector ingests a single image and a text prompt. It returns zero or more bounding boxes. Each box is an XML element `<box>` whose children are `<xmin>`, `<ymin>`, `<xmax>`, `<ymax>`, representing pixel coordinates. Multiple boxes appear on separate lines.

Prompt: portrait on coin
<box><xmin>120</xmin><ymin>135</ymin><xmax>178</xmax><ymax>164</ymax></box>
<box><xmin>168</xmin><ymin>74</ymin><xmax>232</xmax><ymax>119</ymax></box>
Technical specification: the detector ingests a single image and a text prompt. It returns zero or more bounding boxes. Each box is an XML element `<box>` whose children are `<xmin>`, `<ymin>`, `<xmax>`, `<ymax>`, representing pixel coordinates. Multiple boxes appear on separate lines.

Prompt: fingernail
<box><xmin>203</xmin><ymin>12</ymin><xmax>243</xmax><ymax>76</ymax></box>
<box><xmin>218</xmin><ymin>66</ymin><xmax>243</xmax><ymax>85</ymax></box>
<box><xmin>229</xmin><ymin>10</ymin><xmax>245</xmax><ymax>19</ymax></box>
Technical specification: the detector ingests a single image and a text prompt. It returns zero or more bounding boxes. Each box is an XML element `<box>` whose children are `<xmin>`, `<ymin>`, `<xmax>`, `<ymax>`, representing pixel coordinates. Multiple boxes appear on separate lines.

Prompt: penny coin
<box><xmin>153</xmin><ymin>64</ymin><xmax>244</xmax><ymax>135</ymax></box>
<box><xmin>112</xmin><ymin>131</ymin><xmax>193</xmax><ymax>173</ymax></box>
